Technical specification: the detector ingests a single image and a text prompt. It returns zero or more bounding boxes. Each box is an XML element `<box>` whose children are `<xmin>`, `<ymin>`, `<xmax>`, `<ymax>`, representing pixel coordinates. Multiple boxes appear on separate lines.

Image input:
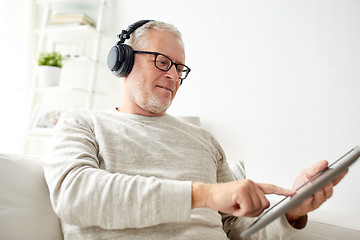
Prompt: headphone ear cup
<box><xmin>107</xmin><ymin>44</ymin><xmax>134</xmax><ymax>78</ymax></box>
<box><xmin>118</xmin><ymin>44</ymin><xmax>134</xmax><ymax>77</ymax></box>
<box><xmin>107</xmin><ymin>45</ymin><xmax>122</xmax><ymax>72</ymax></box>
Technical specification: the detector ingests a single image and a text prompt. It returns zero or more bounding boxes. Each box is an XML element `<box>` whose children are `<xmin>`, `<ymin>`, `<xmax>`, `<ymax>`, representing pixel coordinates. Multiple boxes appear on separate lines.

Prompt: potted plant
<box><xmin>37</xmin><ymin>51</ymin><xmax>63</xmax><ymax>87</ymax></box>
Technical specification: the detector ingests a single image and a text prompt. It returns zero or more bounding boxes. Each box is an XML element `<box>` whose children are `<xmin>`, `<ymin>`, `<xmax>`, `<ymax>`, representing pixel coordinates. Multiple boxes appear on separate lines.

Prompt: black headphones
<box><xmin>107</xmin><ymin>20</ymin><xmax>152</xmax><ymax>77</ymax></box>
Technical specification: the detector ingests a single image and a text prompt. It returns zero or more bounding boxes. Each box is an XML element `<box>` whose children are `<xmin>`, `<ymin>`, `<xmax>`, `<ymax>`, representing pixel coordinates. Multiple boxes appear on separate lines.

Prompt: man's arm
<box><xmin>43</xmin><ymin>110</ymin><xmax>192</xmax><ymax>229</ymax></box>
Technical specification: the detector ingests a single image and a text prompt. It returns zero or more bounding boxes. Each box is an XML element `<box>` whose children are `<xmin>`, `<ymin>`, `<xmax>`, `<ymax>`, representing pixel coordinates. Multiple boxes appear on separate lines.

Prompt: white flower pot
<box><xmin>38</xmin><ymin>66</ymin><xmax>61</xmax><ymax>87</ymax></box>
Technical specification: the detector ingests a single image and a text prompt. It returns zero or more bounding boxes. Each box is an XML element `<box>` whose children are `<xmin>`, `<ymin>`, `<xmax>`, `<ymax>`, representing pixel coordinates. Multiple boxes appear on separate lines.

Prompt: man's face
<box><xmin>122</xmin><ymin>29</ymin><xmax>185</xmax><ymax>117</ymax></box>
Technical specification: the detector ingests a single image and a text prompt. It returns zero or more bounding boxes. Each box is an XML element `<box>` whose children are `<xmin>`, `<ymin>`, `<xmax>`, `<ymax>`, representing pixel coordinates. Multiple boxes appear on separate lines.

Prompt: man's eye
<box><xmin>156</xmin><ymin>58</ymin><xmax>169</xmax><ymax>68</ymax></box>
<box><xmin>177</xmin><ymin>65</ymin><xmax>185</xmax><ymax>73</ymax></box>
<box><xmin>158</xmin><ymin>60</ymin><xmax>167</xmax><ymax>66</ymax></box>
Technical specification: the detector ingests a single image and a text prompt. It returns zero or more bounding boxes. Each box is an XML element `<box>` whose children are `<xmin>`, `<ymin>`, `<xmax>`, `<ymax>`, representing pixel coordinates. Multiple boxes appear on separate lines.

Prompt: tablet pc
<box><xmin>240</xmin><ymin>145</ymin><xmax>360</xmax><ymax>239</ymax></box>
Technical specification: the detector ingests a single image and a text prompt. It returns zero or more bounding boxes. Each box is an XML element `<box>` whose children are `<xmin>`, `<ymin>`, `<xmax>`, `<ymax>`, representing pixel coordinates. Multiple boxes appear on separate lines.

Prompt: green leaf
<box><xmin>38</xmin><ymin>51</ymin><xmax>62</xmax><ymax>68</ymax></box>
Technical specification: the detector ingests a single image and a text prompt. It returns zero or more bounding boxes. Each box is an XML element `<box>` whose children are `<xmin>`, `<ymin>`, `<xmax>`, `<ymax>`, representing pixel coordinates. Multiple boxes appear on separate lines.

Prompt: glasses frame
<box><xmin>133</xmin><ymin>50</ymin><xmax>191</xmax><ymax>83</ymax></box>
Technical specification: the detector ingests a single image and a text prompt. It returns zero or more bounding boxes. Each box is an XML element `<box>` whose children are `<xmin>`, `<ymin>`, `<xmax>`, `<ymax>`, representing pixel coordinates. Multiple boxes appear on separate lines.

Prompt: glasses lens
<box><xmin>177</xmin><ymin>65</ymin><xmax>189</xmax><ymax>80</ymax></box>
<box><xmin>155</xmin><ymin>54</ymin><xmax>171</xmax><ymax>71</ymax></box>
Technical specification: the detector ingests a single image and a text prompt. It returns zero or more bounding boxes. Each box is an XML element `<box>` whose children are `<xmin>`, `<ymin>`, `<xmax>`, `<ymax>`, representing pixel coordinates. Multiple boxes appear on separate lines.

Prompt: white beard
<box><xmin>128</xmin><ymin>80</ymin><xmax>173</xmax><ymax>114</ymax></box>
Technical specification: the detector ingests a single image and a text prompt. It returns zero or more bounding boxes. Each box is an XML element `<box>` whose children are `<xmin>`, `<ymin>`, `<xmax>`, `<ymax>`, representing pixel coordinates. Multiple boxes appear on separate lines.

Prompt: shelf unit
<box><xmin>24</xmin><ymin>0</ymin><xmax>108</xmax><ymax>155</ymax></box>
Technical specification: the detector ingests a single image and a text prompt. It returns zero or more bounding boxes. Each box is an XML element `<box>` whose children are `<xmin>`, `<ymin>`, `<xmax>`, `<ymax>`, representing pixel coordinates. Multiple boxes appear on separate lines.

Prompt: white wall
<box><xmin>107</xmin><ymin>0</ymin><xmax>360</xmax><ymax>229</ymax></box>
<box><xmin>0</xmin><ymin>0</ymin><xmax>35</xmax><ymax>153</ymax></box>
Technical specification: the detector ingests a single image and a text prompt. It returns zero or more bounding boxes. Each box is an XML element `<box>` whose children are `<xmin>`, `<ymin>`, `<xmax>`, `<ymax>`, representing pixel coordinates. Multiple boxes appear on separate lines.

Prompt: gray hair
<box><xmin>127</xmin><ymin>20</ymin><xmax>184</xmax><ymax>49</ymax></box>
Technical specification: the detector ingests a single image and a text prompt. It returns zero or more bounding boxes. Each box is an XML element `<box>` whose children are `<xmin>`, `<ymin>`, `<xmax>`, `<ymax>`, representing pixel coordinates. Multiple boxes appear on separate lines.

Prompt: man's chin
<box><xmin>142</xmin><ymin>99</ymin><xmax>173</xmax><ymax>115</ymax></box>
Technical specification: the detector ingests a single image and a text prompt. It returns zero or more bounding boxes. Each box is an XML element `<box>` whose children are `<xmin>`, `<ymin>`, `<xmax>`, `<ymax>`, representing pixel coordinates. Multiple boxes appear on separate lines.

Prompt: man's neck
<box><xmin>116</xmin><ymin>105</ymin><xmax>166</xmax><ymax>117</ymax></box>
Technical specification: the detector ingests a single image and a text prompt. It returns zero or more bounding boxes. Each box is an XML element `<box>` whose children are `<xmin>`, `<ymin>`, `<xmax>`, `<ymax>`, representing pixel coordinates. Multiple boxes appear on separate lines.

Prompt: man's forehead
<box><xmin>145</xmin><ymin>29</ymin><xmax>185</xmax><ymax>62</ymax></box>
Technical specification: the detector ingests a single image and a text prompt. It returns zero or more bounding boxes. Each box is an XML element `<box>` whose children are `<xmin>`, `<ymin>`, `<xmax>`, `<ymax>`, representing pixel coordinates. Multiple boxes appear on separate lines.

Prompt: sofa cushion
<box><xmin>229</xmin><ymin>160</ymin><xmax>246</xmax><ymax>180</ymax></box>
<box><xmin>0</xmin><ymin>153</ymin><xmax>63</xmax><ymax>240</ymax></box>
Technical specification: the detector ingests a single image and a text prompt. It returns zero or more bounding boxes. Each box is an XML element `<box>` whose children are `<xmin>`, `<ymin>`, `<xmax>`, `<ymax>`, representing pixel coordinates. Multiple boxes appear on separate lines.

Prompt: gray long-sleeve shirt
<box><xmin>43</xmin><ymin>108</ymin><xmax>297</xmax><ymax>239</ymax></box>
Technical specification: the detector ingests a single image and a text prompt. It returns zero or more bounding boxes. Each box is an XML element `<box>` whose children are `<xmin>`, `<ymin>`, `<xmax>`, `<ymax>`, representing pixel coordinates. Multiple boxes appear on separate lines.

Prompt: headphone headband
<box><xmin>118</xmin><ymin>20</ymin><xmax>152</xmax><ymax>43</ymax></box>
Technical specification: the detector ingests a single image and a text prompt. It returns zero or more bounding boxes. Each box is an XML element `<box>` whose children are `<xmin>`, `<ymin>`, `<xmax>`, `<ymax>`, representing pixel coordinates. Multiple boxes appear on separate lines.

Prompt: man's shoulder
<box><xmin>62</xmin><ymin>108</ymin><xmax>114</xmax><ymax>118</ymax></box>
<box><xmin>58</xmin><ymin>108</ymin><xmax>116</xmax><ymax>128</ymax></box>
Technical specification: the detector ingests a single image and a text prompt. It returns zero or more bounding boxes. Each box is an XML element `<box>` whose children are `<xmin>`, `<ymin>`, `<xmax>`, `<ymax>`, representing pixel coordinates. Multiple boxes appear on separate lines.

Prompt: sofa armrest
<box><xmin>0</xmin><ymin>153</ymin><xmax>63</xmax><ymax>240</ymax></box>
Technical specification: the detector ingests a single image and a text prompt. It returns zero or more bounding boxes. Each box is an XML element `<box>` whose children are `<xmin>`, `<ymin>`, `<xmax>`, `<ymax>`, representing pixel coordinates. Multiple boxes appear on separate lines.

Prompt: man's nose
<box><xmin>165</xmin><ymin>64</ymin><xmax>179</xmax><ymax>82</ymax></box>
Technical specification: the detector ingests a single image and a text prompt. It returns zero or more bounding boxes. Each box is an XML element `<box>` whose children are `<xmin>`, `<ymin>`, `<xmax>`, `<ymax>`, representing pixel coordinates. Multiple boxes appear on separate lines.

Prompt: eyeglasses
<box><xmin>133</xmin><ymin>50</ymin><xmax>191</xmax><ymax>83</ymax></box>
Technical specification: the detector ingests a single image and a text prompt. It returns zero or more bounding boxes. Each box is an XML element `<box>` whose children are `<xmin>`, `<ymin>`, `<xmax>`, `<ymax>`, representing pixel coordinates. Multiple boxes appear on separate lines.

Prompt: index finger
<box><xmin>257</xmin><ymin>183</ymin><xmax>295</xmax><ymax>196</ymax></box>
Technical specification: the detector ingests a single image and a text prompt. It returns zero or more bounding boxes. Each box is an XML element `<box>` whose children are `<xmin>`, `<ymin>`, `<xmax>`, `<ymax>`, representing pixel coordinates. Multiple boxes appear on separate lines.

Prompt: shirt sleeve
<box><xmin>212</xmin><ymin>137</ymin><xmax>300</xmax><ymax>239</ymax></box>
<box><xmin>42</xmin><ymin>110</ymin><xmax>192</xmax><ymax>230</ymax></box>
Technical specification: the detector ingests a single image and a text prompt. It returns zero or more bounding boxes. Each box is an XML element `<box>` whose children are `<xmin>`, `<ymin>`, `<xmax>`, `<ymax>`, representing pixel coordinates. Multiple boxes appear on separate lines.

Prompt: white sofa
<box><xmin>0</xmin><ymin>153</ymin><xmax>63</xmax><ymax>240</ymax></box>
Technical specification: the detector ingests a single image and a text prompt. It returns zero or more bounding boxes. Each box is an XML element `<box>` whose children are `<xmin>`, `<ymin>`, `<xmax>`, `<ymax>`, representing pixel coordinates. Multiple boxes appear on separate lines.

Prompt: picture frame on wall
<box><xmin>30</xmin><ymin>105</ymin><xmax>72</xmax><ymax>134</ymax></box>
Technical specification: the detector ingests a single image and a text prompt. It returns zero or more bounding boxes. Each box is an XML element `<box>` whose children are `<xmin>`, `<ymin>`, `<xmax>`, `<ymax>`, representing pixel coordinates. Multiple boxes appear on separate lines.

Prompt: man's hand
<box><xmin>192</xmin><ymin>180</ymin><xmax>295</xmax><ymax>218</ymax></box>
<box><xmin>285</xmin><ymin>160</ymin><xmax>348</xmax><ymax>227</ymax></box>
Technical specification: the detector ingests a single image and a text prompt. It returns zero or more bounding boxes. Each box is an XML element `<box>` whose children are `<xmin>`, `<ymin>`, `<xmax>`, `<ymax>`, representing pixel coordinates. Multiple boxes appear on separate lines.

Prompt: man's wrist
<box><xmin>191</xmin><ymin>182</ymin><xmax>210</xmax><ymax>209</ymax></box>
